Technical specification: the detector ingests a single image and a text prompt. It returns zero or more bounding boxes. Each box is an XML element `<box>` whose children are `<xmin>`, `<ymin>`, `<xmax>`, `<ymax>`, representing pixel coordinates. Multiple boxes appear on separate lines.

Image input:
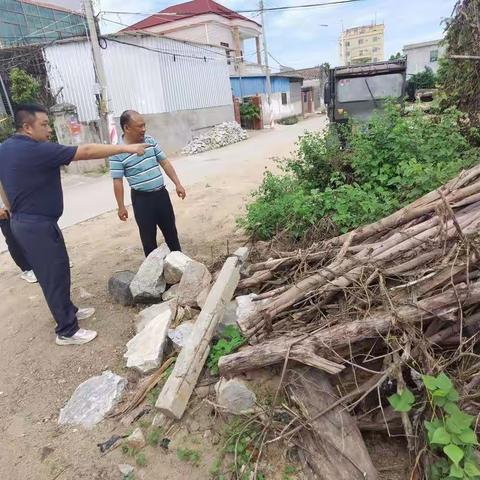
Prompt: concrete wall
<box><xmin>405</xmin><ymin>42</ymin><xmax>446</xmax><ymax>76</ymax></box>
<box><xmin>117</xmin><ymin>104</ymin><xmax>235</xmax><ymax>155</ymax></box>
<box><xmin>261</xmin><ymin>91</ymin><xmax>302</xmax><ymax>125</ymax></box>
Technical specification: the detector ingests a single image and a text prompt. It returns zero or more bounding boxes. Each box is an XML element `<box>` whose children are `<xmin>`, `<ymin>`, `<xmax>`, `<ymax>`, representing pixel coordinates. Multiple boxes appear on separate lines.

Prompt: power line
<box><xmin>100</xmin><ymin>15</ymin><xmax>238</xmax><ymax>60</ymax></box>
<box><xmin>100</xmin><ymin>0</ymin><xmax>363</xmax><ymax>18</ymax></box>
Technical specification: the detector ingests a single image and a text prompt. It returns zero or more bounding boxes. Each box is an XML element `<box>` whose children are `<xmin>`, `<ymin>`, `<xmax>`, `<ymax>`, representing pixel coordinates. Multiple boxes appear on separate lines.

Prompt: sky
<box><xmin>96</xmin><ymin>0</ymin><xmax>457</xmax><ymax>69</ymax></box>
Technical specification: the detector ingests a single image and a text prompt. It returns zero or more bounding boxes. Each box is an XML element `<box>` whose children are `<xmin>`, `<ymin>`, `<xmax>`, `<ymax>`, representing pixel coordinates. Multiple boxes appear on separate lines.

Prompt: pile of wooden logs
<box><xmin>218</xmin><ymin>164</ymin><xmax>480</xmax><ymax>477</ymax></box>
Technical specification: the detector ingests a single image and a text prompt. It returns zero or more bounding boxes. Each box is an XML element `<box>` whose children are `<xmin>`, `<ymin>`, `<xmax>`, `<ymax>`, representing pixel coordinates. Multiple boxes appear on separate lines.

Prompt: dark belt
<box><xmin>10</xmin><ymin>212</ymin><xmax>58</xmax><ymax>223</ymax></box>
<box><xmin>131</xmin><ymin>185</ymin><xmax>166</xmax><ymax>197</ymax></box>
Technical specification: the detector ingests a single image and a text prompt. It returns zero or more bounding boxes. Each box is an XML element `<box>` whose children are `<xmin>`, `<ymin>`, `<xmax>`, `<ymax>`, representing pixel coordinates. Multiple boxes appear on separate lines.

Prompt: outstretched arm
<box><xmin>74</xmin><ymin>143</ymin><xmax>147</xmax><ymax>161</ymax></box>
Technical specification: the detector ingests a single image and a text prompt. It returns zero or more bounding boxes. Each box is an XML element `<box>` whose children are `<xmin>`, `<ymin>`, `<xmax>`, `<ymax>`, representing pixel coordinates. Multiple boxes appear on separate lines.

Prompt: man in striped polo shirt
<box><xmin>110</xmin><ymin>110</ymin><xmax>186</xmax><ymax>256</ymax></box>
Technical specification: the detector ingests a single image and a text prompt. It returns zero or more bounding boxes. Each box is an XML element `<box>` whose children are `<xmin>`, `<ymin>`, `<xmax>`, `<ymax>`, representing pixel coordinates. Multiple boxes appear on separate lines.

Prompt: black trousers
<box><xmin>0</xmin><ymin>218</ymin><xmax>31</xmax><ymax>272</ymax></box>
<box><xmin>131</xmin><ymin>187</ymin><xmax>181</xmax><ymax>257</ymax></box>
<box><xmin>10</xmin><ymin>214</ymin><xmax>79</xmax><ymax>337</ymax></box>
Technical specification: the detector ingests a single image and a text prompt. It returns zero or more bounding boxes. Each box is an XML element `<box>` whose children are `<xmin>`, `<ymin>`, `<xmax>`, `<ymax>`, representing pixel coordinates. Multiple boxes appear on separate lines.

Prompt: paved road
<box><xmin>0</xmin><ymin>115</ymin><xmax>327</xmax><ymax>253</ymax></box>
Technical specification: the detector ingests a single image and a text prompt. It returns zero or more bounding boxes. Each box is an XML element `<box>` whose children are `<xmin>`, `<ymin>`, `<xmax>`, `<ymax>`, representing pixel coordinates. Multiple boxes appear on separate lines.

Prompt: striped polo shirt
<box><xmin>109</xmin><ymin>134</ymin><xmax>167</xmax><ymax>192</ymax></box>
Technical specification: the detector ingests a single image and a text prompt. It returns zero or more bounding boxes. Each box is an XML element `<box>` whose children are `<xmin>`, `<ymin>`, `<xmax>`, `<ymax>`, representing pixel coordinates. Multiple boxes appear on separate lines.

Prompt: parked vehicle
<box><xmin>324</xmin><ymin>60</ymin><xmax>407</xmax><ymax>124</ymax></box>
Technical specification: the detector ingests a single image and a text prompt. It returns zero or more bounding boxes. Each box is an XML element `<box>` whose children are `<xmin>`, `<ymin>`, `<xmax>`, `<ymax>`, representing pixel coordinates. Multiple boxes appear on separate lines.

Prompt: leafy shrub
<box><xmin>408</xmin><ymin>66</ymin><xmax>437</xmax><ymax>90</ymax></box>
<box><xmin>240</xmin><ymin>102</ymin><xmax>261</xmax><ymax>121</ymax></box>
<box><xmin>240</xmin><ymin>103</ymin><xmax>479</xmax><ymax>239</ymax></box>
<box><xmin>389</xmin><ymin>373</ymin><xmax>480</xmax><ymax>480</ymax></box>
<box><xmin>207</xmin><ymin>325</ymin><xmax>245</xmax><ymax>375</ymax></box>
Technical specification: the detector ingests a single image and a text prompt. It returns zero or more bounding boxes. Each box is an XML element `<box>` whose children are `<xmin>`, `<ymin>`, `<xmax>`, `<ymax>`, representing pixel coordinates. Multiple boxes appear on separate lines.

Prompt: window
<box><xmin>346</xmin><ymin>41</ymin><xmax>350</xmax><ymax>46</ymax></box>
<box><xmin>358</xmin><ymin>38</ymin><xmax>364</xmax><ymax>45</ymax></box>
<box><xmin>430</xmin><ymin>49</ymin><xmax>439</xmax><ymax>62</ymax></box>
<box><xmin>221</xmin><ymin>42</ymin><xmax>231</xmax><ymax>65</ymax></box>
<box><xmin>373</xmin><ymin>36</ymin><xmax>378</xmax><ymax>42</ymax></box>
<box><xmin>281</xmin><ymin>92</ymin><xmax>288</xmax><ymax>105</ymax></box>
<box><xmin>373</xmin><ymin>57</ymin><xmax>378</xmax><ymax>62</ymax></box>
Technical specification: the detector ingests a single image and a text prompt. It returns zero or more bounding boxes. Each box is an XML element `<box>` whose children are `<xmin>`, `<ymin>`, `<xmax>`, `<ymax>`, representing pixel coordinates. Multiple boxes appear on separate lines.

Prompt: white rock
<box><xmin>181</xmin><ymin>122</ymin><xmax>248</xmax><ymax>155</ymax></box>
<box><xmin>196</xmin><ymin>285</ymin><xmax>210</xmax><ymax>309</ymax></box>
<box><xmin>130</xmin><ymin>244</ymin><xmax>170</xmax><ymax>302</ymax></box>
<box><xmin>118</xmin><ymin>464</ymin><xmax>134</xmax><ymax>476</ymax></box>
<box><xmin>215</xmin><ymin>378</ymin><xmax>256</xmax><ymax>414</ymax></box>
<box><xmin>125</xmin><ymin>309</ymin><xmax>173</xmax><ymax>374</ymax></box>
<box><xmin>162</xmin><ymin>284</ymin><xmax>179</xmax><ymax>302</ymax></box>
<box><xmin>168</xmin><ymin>321</ymin><xmax>194</xmax><ymax>350</ymax></box>
<box><xmin>135</xmin><ymin>301</ymin><xmax>175</xmax><ymax>334</ymax></box>
<box><xmin>236</xmin><ymin>294</ymin><xmax>269</xmax><ymax>328</ymax></box>
<box><xmin>126</xmin><ymin>427</ymin><xmax>146</xmax><ymax>450</ymax></box>
<box><xmin>58</xmin><ymin>371</ymin><xmax>127</xmax><ymax>429</ymax></box>
<box><xmin>164</xmin><ymin>251</ymin><xmax>191</xmax><ymax>285</ymax></box>
<box><xmin>177</xmin><ymin>260</ymin><xmax>212</xmax><ymax>307</ymax></box>
<box><xmin>78</xmin><ymin>287</ymin><xmax>94</xmax><ymax>299</ymax></box>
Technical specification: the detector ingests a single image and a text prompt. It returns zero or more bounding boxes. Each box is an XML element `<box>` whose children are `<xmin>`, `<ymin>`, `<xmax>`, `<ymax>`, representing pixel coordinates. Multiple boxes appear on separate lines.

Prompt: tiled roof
<box><xmin>124</xmin><ymin>0</ymin><xmax>260</xmax><ymax>31</ymax></box>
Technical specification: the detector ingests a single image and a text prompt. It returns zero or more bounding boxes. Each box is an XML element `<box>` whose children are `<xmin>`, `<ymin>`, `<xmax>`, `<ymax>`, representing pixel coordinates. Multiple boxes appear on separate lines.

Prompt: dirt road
<box><xmin>0</xmin><ymin>116</ymin><xmax>327</xmax><ymax>480</ymax></box>
<box><xmin>0</xmin><ymin>115</ymin><xmax>327</xmax><ymax>253</ymax></box>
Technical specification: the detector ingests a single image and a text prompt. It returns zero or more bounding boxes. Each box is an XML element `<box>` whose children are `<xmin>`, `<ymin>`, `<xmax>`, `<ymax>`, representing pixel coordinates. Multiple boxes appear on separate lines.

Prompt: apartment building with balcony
<box><xmin>339</xmin><ymin>24</ymin><xmax>385</xmax><ymax>66</ymax></box>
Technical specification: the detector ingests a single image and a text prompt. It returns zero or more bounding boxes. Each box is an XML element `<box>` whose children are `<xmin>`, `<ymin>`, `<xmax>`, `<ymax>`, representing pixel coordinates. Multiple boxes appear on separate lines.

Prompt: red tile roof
<box><xmin>124</xmin><ymin>0</ymin><xmax>260</xmax><ymax>31</ymax></box>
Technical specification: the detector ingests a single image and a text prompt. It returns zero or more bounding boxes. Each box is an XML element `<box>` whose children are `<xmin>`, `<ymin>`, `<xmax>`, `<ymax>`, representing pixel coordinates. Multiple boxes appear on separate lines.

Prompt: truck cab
<box><xmin>324</xmin><ymin>60</ymin><xmax>406</xmax><ymax>124</ymax></box>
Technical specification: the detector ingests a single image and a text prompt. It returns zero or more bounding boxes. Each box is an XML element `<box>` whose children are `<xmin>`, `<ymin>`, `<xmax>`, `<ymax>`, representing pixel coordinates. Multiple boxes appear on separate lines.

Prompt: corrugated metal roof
<box><xmin>43</xmin><ymin>35</ymin><xmax>233</xmax><ymax>122</ymax></box>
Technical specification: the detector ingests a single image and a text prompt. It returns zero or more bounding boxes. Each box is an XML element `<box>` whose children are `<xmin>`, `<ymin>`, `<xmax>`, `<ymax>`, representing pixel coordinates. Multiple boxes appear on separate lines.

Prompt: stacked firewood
<box><xmin>218</xmin><ymin>164</ymin><xmax>480</xmax><ymax>479</ymax></box>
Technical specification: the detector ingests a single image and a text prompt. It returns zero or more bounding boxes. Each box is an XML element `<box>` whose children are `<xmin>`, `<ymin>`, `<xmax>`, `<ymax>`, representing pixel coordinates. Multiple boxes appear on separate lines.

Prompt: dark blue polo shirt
<box><xmin>0</xmin><ymin>135</ymin><xmax>77</xmax><ymax>220</ymax></box>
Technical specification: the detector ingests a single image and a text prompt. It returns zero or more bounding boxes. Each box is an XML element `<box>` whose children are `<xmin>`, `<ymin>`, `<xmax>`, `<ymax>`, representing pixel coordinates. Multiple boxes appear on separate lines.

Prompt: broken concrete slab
<box><xmin>108</xmin><ymin>271</ymin><xmax>136</xmax><ymax>306</ymax></box>
<box><xmin>164</xmin><ymin>251</ymin><xmax>191</xmax><ymax>285</ymax></box>
<box><xmin>118</xmin><ymin>464</ymin><xmax>134</xmax><ymax>476</ymax></box>
<box><xmin>130</xmin><ymin>244</ymin><xmax>170</xmax><ymax>303</ymax></box>
<box><xmin>176</xmin><ymin>260</ymin><xmax>212</xmax><ymax>307</ymax></box>
<box><xmin>135</xmin><ymin>301</ymin><xmax>176</xmax><ymax>334</ymax></box>
<box><xmin>168</xmin><ymin>321</ymin><xmax>194</xmax><ymax>351</ymax></box>
<box><xmin>162</xmin><ymin>284</ymin><xmax>179</xmax><ymax>302</ymax></box>
<box><xmin>58</xmin><ymin>371</ymin><xmax>127</xmax><ymax>429</ymax></box>
<box><xmin>126</xmin><ymin>427</ymin><xmax>146</xmax><ymax>451</ymax></box>
<box><xmin>215</xmin><ymin>378</ymin><xmax>256</xmax><ymax>415</ymax></box>
<box><xmin>125</xmin><ymin>309</ymin><xmax>173</xmax><ymax>374</ymax></box>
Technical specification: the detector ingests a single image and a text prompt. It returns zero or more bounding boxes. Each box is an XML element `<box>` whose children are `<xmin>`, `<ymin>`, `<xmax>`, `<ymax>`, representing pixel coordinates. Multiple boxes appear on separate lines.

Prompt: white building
<box><xmin>403</xmin><ymin>39</ymin><xmax>445</xmax><ymax>77</ymax></box>
<box><xmin>43</xmin><ymin>34</ymin><xmax>234</xmax><ymax>154</ymax></box>
<box><xmin>123</xmin><ymin>0</ymin><xmax>265</xmax><ymax>76</ymax></box>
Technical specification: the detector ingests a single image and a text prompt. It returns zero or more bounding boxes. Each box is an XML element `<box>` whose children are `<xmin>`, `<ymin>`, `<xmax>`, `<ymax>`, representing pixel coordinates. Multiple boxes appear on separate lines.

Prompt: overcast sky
<box><xmin>98</xmin><ymin>0</ymin><xmax>456</xmax><ymax>69</ymax></box>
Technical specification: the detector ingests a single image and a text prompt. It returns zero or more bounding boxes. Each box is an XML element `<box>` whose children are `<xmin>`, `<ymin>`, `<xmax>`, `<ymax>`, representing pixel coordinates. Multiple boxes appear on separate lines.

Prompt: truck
<box><xmin>324</xmin><ymin>60</ymin><xmax>407</xmax><ymax>125</ymax></box>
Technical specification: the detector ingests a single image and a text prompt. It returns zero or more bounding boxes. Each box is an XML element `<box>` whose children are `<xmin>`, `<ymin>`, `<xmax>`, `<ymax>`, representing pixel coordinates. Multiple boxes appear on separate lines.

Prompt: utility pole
<box><xmin>259</xmin><ymin>0</ymin><xmax>273</xmax><ymax>128</ymax></box>
<box><xmin>84</xmin><ymin>0</ymin><xmax>110</xmax><ymax>144</ymax></box>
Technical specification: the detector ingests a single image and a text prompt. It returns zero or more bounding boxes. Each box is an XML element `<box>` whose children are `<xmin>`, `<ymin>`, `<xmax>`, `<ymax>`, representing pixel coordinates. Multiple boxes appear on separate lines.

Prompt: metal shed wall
<box><xmin>43</xmin><ymin>35</ymin><xmax>233</xmax><ymax>122</ymax></box>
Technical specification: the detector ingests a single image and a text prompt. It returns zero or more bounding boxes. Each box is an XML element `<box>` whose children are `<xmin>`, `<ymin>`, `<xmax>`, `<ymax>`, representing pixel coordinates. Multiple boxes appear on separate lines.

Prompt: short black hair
<box><xmin>14</xmin><ymin>103</ymin><xmax>48</xmax><ymax>130</ymax></box>
<box><xmin>120</xmin><ymin>110</ymin><xmax>138</xmax><ymax>131</ymax></box>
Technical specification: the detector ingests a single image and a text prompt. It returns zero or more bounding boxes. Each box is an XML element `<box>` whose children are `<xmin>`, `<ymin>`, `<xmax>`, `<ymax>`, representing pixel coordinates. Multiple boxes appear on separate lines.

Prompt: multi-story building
<box><xmin>339</xmin><ymin>24</ymin><xmax>385</xmax><ymax>66</ymax></box>
<box><xmin>0</xmin><ymin>0</ymin><xmax>86</xmax><ymax>47</ymax></box>
<box><xmin>403</xmin><ymin>39</ymin><xmax>445</xmax><ymax>76</ymax></box>
<box><xmin>123</xmin><ymin>0</ymin><xmax>264</xmax><ymax>76</ymax></box>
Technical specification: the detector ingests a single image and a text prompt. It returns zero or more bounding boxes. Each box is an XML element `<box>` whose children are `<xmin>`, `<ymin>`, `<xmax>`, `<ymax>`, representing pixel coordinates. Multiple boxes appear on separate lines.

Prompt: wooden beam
<box><xmin>155</xmin><ymin>250</ymin><xmax>248</xmax><ymax>419</ymax></box>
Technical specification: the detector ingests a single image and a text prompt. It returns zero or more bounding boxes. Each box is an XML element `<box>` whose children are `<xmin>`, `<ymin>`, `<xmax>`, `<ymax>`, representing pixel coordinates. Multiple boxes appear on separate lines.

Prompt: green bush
<box><xmin>240</xmin><ymin>103</ymin><xmax>479</xmax><ymax>240</ymax></box>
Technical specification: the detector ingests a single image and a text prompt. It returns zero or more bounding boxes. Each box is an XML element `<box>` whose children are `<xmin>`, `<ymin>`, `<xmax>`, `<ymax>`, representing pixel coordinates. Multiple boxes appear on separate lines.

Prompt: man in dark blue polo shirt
<box><xmin>0</xmin><ymin>104</ymin><xmax>147</xmax><ymax>346</ymax></box>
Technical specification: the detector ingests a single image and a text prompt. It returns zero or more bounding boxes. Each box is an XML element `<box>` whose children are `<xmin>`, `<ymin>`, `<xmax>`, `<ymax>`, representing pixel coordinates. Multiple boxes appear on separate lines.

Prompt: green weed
<box><xmin>207</xmin><ymin>326</ymin><xmax>245</xmax><ymax>375</ymax></box>
<box><xmin>135</xmin><ymin>452</ymin><xmax>147</xmax><ymax>467</ymax></box>
<box><xmin>177</xmin><ymin>447</ymin><xmax>201</xmax><ymax>466</ymax></box>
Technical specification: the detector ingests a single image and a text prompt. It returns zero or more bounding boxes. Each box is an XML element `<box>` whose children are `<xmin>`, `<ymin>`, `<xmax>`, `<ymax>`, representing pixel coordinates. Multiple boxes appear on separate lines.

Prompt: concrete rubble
<box><xmin>130</xmin><ymin>244</ymin><xmax>170</xmax><ymax>303</ymax></box>
<box><xmin>215</xmin><ymin>378</ymin><xmax>256</xmax><ymax>415</ymax></box>
<box><xmin>176</xmin><ymin>260</ymin><xmax>212</xmax><ymax>307</ymax></box>
<box><xmin>162</xmin><ymin>284</ymin><xmax>179</xmax><ymax>302</ymax></box>
<box><xmin>108</xmin><ymin>271</ymin><xmax>135</xmax><ymax>306</ymax></box>
<box><xmin>181</xmin><ymin>122</ymin><xmax>248</xmax><ymax>155</ymax></box>
<box><xmin>126</xmin><ymin>427</ymin><xmax>146</xmax><ymax>450</ymax></box>
<box><xmin>58</xmin><ymin>371</ymin><xmax>127</xmax><ymax>429</ymax></box>
<box><xmin>236</xmin><ymin>294</ymin><xmax>269</xmax><ymax>327</ymax></box>
<box><xmin>163</xmin><ymin>251</ymin><xmax>191</xmax><ymax>285</ymax></box>
<box><xmin>135</xmin><ymin>301</ymin><xmax>175</xmax><ymax>334</ymax></box>
<box><xmin>124</xmin><ymin>308</ymin><xmax>173</xmax><ymax>373</ymax></box>
<box><xmin>118</xmin><ymin>464</ymin><xmax>134</xmax><ymax>476</ymax></box>
<box><xmin>168</xmin><ymin>321</ymin><xmax>194</xmax><ymax>351</ymax></box>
